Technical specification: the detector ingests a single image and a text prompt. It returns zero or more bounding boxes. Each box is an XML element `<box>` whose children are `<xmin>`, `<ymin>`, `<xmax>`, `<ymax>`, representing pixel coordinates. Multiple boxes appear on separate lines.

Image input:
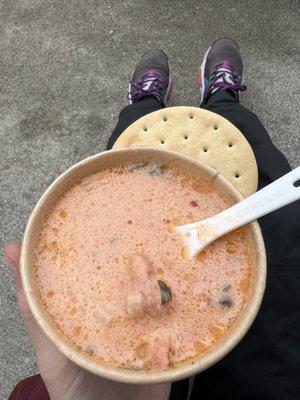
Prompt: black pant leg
<box><xmin>106</xmin><ymin>96</ymin><xmax>163</xmax><ymax>150</ymax></box>
<box><xmin>190</xmin><ymin>92</ymin><xmax>300</xmax><ymax>400</ymax></box>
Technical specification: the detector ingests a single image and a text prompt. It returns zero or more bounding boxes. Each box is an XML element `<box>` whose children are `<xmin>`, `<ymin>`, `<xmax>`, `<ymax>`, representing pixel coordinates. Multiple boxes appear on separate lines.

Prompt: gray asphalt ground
<box><xmin>0</xmin><ymin>0</ymin><xmax>299</xmax><ymax>398</ymax></box>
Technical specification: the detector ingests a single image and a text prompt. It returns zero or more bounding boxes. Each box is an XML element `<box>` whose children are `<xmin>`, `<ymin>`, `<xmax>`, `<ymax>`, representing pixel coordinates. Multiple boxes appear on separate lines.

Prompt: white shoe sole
<box><xmin>197</xmin><ymin>45</ymin><xmax>211</xmax><ymax>105</ymax></box>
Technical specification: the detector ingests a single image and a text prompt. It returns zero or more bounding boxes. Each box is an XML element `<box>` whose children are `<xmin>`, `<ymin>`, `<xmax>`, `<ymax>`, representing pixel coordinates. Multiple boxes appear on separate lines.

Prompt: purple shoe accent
<box><xmin>205</xmin><ymin>60</ymin><xmax>247</xmax><ymax>101</ymax></box>
<box><xmin>127</xmin><ymin>70</ymin><xmax>168</xmax><ymax>104</ymax></box>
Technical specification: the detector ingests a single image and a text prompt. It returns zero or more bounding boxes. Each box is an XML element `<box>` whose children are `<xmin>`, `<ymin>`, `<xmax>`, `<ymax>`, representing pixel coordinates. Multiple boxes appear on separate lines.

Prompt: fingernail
<box><xmin>4</xmin><ymin>254</ymin><xmax>17</xmax><ymax>273</ymax></box>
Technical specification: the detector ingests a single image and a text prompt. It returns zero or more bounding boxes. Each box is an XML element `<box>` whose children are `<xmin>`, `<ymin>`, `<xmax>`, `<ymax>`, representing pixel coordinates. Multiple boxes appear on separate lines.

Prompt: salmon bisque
<box><xmin>34</xmin><ymin>162</ymin><xmax>253</xmax><ymax>371</ymax></box>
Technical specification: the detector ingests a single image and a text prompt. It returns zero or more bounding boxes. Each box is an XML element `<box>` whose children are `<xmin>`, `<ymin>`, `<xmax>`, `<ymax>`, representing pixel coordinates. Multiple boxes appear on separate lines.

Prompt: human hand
<box><xmin>4</xmin><ymin>242</ymin><xmax>171</xmax><ymax>400</ymax></box>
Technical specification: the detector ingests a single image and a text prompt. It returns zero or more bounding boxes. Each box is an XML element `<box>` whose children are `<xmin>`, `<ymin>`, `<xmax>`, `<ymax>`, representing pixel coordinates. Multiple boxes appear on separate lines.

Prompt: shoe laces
<box><xmin>207</xmin><ymin>60</ymin><xmax>247</xmax><ymax>97</ymax></box>
<box><xmin>127</xmin><ymin>70</ymin><xmax>168</xmax><ymax>102</ymax></box>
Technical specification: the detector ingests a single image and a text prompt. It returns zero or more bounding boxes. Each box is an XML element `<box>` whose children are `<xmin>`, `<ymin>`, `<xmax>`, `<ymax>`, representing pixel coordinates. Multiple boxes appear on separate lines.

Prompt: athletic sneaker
<box><xmin>198</xmin><ymin>38</ymin><xmax>247</xmax><ymax>105</ymax></box>
<box><xmin>127</xmin><ymin>49</ymin><xmax>173</xmax><ymax>105</ymax></box>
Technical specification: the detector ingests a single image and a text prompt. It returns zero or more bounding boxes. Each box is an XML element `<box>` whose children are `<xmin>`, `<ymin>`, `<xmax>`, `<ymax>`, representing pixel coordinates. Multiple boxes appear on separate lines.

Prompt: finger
<box><xmin>4</xmin><ymin>241</ymin><xmax>72</xmax><ymax>386</ymax></box>
<box><xmin>4</xmin><ymin>241</ymin><xmax>20</xmax><ymax>273</ymax></box>
<box><xmin>4</xmin><ymin>242</ymin><xmax>50</xmax><ymax>350</ymax></box>
<box><xmin>4</xmin><ymin>241</ymin><xmax>31</xmax><ymax>315</ymax></box>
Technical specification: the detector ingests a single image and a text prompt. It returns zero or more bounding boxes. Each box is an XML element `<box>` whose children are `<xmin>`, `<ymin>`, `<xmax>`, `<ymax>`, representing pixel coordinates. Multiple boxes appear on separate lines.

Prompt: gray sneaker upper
<box><xmin>131</xmin><ymin>49</ymin><xmax>170</xmax><ymax>83</ymax></box>
<box><xmin>204</xmin><ymin>38</ymin><xmax>244</xmax><ymax>82</ymax></box>
<box><xmin>128</xmin><ymin>49</ymin><xmax>171</xmax><ymax>104</ymax></box>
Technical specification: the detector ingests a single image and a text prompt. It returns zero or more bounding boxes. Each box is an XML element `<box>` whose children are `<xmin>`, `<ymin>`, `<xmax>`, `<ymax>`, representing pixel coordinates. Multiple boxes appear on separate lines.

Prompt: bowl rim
<box><xmin>20</xmin><ymin>147</ymin><xmax>266</xmax><ymax>384</ymax></box>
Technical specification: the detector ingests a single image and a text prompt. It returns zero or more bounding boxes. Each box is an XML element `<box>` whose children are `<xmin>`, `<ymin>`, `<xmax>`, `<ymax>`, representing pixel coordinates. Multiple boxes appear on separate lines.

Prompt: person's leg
<box><xmin>106</xmin><ymin>49</ymin><xmax>190</xmax><ymax>400</ymax></box>
<box><xmin>106</xmin><ymin>49</ymin><xmax>172</xmax><ymax>150</ymax></box>
<box><xmin>107</xmin><ymin>96</ymin><xmax>162</xmax><ymax>150</ymax></box>
<box><xmin>198</xmin><ymin>38</ymin><xmax>291</xmax><ymax>188</ymax></box>
<box><xmin>191</xmin><ymin>39</ymin><xmax>300</xmax><ymax>400</ymax></box>
<box><xmin>199</xmin><ymin>48</ymin><xmax>298</xmax><ymax>265</ymax></box>
<box><xmin>197</xmin><ymin>37</ymin><xmax>299</xmax><ymax>262</ymax></box>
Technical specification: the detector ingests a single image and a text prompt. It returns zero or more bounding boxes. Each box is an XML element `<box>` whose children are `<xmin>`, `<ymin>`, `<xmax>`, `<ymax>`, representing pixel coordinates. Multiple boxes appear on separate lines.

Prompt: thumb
<box><xmin>4</xmin><ymin>242</ymin><xmax>51</xmax><ymax>352</ymax></box>
<box><xmin>4</xmin><ymin>241</ymin><xmax>79</xmax><ymax>394</ymax></box>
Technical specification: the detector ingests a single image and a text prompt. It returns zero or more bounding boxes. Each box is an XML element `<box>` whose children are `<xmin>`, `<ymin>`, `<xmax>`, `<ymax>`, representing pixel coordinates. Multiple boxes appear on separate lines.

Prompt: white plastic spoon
<box><xmin>176</xmin><ymin>167</ymin><xmax>300</xmax><ymax>259</ymax></box>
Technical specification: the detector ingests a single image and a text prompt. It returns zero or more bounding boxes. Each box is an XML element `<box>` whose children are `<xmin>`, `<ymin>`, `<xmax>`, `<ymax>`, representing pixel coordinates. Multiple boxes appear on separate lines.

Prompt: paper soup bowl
<box><xmin>21</xmin><ymin>147</ymin><xmax>266</xmax><ymax>384</ymax></box>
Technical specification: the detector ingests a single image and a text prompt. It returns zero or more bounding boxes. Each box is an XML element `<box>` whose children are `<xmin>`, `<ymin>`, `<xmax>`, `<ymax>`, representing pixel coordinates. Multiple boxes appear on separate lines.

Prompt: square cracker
<box><xmin>113</xmin><ymin>106</ymin><xmax>258</xmax><ymax>197</ymax></box>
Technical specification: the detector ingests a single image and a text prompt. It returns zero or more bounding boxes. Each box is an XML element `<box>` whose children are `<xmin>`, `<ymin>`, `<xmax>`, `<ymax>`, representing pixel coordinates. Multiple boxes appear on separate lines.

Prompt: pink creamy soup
<box><xmin>34</xmin><ymin>162</ymin><xmax>253</xmax><ymax>370</ymax></box>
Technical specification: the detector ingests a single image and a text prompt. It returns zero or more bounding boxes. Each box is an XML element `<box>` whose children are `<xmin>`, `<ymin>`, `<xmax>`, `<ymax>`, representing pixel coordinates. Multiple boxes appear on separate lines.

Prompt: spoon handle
<box><xmin>191</xmin><ymin>167</ymin><xmax>300</xmax><ymax>246</ymax></box>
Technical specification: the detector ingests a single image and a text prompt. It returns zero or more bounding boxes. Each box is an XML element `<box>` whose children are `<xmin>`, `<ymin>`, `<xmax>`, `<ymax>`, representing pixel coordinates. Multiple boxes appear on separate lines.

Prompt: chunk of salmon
<box><xmin>142</xmin><ymin>280</ymin><xmax>163</xmax><ymax>316</ymax></box>
<box><xmin>126</xmin><ymin>254</ymin><xmax>151</xmax><ymax>288</ymax></box>
<box><xmin>149</xmin><ymin>336</ymin><xmax>170</xmax><ymax>370</ymax></box>
<box><xmin>125</xmin><ymin>255</ymin><xmax>162</xmax><ymax>318</ymax></box>
<box><xmin>126</xmin><ymin>292</ymin><xmax>145</xmax><ymax>317</ymax></box>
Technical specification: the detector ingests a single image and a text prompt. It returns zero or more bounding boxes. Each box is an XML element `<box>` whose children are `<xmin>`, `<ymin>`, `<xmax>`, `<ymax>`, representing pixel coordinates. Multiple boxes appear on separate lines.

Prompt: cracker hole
<box><xmin>160</xmin><ymin>139</ymin><xmax>165</xmax><ymax>144</ymax></box>
<box><xmin>235</xmin><ymin>173</ymin><xmax>240</xmax><ymax>179</ymax></box>
<box><xmin>213</xmin><ymin>124</ymin><xmax>218</xmax><ymax>130</ymax></box>
<box><xmin>184</xmin><ymin>135</ymin><xmax>188</xmax><ymax>140</ymax></box>
<box><xmin>163</xmin><ymin>116</ymin><xmax>168</xmax><ymax>122</ymax></box>
<box><xmin>228</xmin><ymin>143</ymin><xmax>233</xmax><ymax>147</ymax></box>
<box><xmin>203</xmin><ymin>147</ymin><xmax>208</xmax><ymax>153</ymax></box>
<box><xmin>189</xmin><ymin>114</ymin><xmax>194</xmax><ymax>119</ymax></box>
<box><xmin>143</xmin><ymin>127</ymin><xmax>148</xmax><ymax>132</ymax></box>
<box><xmin>293</xmin><ymin>179</ymin><xmax>300</xmax><ymax>187</ymax></box>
